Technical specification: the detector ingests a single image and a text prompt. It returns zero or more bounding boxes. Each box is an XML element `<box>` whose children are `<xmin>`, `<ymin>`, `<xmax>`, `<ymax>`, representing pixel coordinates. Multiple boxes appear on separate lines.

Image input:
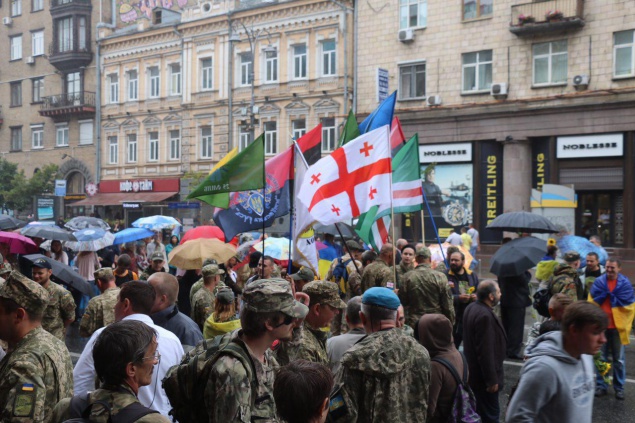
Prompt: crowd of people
<box><xmin>0</xmin><ymin>225</ymin><xmax>632</xmax><ymax>423</ymax></box>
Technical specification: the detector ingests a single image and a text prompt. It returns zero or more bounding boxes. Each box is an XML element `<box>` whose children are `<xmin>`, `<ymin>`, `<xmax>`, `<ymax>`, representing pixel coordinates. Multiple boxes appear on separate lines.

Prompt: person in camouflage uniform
<box><xmin>79</xmin><ymin>268</ymin><xmax>120</xmax><ymax>338</ymax></box>
<box><xmin>331</xmin><ymin>287</ymin><xmax>431</xmax><ymax>422</ymax></box>
<box><xmin>399</xmin><ymin>247</ymin><xmax>455</xmax><ymax>329</ymax></box>
<box><xmin>31</xmin><ymin>258</ymin><xmax>76</xmax><ymax>341</ymax></box>
<box><xmin>191</xmin><ymin>264</ymin><xmax>225</xmax><ymax>330</ymax></box>
<box><xmin>139</xmin><ymin>252</ymin><xmax>166</xmax><ymax>281</ymax></box>
<box><xmin>549</xmin><ymin>251</ymin><xmax>585</xmax><ymax>301</ymax></box>
<box><xmin>52</xmin><ymin>320</ymin><xmax>170</xmax><ymax>423</ymax></box>
<box><xmin>395</xmin><ymin>244</ymin><xmax>416</xmax><ymax>286</ymax></box>
<box><xmin>0</xmin><ymin>259</ymin><xmax>12</xmax><ymax>285</ymax></box>
<box><xmin>189</xmin><ymin>258</ymin><xmax>218</xmax><ymax>305</ymax></box>
<box><xmin>434</xmin><ymin>245</ymin><xmax>460</xmax><ymax>274</ymax></box>
<box><xmin>205</xmin><ymin>279</ymin><xmax>308</xmax><ymax>422</ymax></box>
<box><xmin>360</xmin><ymin>243</ymin><xmax>396</xmax><ymax>293</ymax></box>
<box><xmin>0</xmin><ymin>271</ymin><xmax>74</xmax><ymax>423</ymax></box>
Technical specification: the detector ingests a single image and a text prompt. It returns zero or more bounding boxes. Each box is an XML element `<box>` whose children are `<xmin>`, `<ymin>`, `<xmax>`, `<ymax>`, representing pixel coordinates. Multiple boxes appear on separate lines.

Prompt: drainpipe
<box><xmin>227</xmin><ymin>12</ymin><xmax>234</xmax><ymax>151</ymax></box>
<box><xmin>328</xmin><ymin>0</ymin><xmax>351</xmax><ymax>113</ymax></box>
<box><xmin>352</xmin><ymin>0</ymin><xmax>357</xmax><ymax>112</ymax></box>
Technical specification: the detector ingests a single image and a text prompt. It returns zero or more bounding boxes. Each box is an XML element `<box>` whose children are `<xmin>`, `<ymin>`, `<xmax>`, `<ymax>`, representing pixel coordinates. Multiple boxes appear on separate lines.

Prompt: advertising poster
<box><xmin>36</xmin><ymin>197</ymin><xmax>55</xmax><ymax>220</ymax></box>
<box><xmin>479</xmin><ymin>141</ymin><xmax>503</xmax><ymax>244</ymax></box>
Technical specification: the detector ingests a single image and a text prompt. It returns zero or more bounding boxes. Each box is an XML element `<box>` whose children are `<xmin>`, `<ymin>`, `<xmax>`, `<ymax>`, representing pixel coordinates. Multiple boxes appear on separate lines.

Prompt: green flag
<box><xmin>187</xmin><ymin>134</ymin><xmax>265</xmax><ymax>208</ymax></box>
<box><xmin>338</xmin><ymin>109</ymin><xmax>360</xmax><ymax>147</ymax></box>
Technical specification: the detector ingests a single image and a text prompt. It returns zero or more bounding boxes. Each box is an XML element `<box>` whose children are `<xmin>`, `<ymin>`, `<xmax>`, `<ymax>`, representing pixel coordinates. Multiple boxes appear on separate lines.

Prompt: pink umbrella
<box><xmin>0</xmin><ymin>231</ymin><xmax>39</xmax><ymax>254</ymax></box>
<box><xmin>180</xmin><ymin>225</ymin><xmax>225</xmax><ymax>244</ymax></box>
<box><xmin>316</xmin><ymin>241</ymin><xmax>328</xmax><ymax>251</ymax></box>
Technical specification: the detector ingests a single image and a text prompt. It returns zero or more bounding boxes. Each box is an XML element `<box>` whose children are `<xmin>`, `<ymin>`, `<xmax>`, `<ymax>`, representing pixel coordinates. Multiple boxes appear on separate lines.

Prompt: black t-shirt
<box><xmin>585</xmin><ymin>267</ymin><xmax>603</xmax><ymax>278</ymax></box>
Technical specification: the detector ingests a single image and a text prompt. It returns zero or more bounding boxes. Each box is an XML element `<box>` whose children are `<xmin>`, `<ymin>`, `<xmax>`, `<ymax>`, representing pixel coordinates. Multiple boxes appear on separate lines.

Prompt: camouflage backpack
<box><xmin>162</xmin><ymin>332</ymin><xmax>258</xmax><ymax>422</ymax></box>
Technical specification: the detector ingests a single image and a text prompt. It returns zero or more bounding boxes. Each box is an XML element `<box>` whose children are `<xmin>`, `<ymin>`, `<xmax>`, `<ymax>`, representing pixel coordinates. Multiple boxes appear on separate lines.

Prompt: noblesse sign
<box><xmin>419</xmin><ymin>143</ymin><xmax>472</xmax><ymax>163</ymax></box>
<box><xmin>556</xmin><ymin>134</ymin><xmax>624</xmax><ymax>159</ymax></box>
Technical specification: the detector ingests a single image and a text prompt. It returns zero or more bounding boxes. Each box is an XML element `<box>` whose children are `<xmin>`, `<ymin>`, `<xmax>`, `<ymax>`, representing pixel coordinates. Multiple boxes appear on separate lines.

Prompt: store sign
<box><xmin>532</xmin><ymin>138</ymin><xmax>550</xmax><ymax>190</ymax></box>
<box><xmin>123</xmin><ymin>203</ymin><xmax>141</xmax><ymax>209</ymax></box>
<box><xmin>377</xmin><ymin>68</ymin><xmax>389</xmax><ymax>103</ymax></box>
<box><xmin>420</xmin><ymin>143</ymin><xmax>472</xmax><ymax>163</ymax></box>
<box><xmin>479</xmin><ymin>141</ymin><xmax>503</xmax><ymax>244</ymax></box>
<box><xmin>120</xmin><ymin>180</ymin><xmax>154</xmax><ymax>192</ymax></box>
<box><xmin>556</xmin><ymin>134</ymin><xmax>623</xmax><ymax>158</ymax></box>
<box><xmin>168</xmin><ymin>202</ymin><xmax>201</xmax><ymax>209</ymax></box>
<box><xmin>55</xmin><ymin>180</ymin><xmax>67</xmax><ymax>197</ymax></box>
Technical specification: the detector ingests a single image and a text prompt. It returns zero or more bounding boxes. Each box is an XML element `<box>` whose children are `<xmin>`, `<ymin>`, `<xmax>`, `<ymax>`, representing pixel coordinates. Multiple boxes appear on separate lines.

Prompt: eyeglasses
<box><xmin>274</xmin><ymin>314</ymin><xmax>294</xmax><ymax>328</ymax></box>
<box><xmin>140</xmin><ymin>352</ymin><xmax>161</xmax><ymax>363</ymax></box>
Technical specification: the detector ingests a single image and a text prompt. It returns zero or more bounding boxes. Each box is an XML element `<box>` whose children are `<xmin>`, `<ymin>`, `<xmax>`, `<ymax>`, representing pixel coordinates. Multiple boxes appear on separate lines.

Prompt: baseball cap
<box><xmin>415</xmin><ymin>247</ymin><xmax>431</xmax><ymax>259</ymax></box>
<box><xmin>216</xmin><ymin>286</ymin><xmax>235</xmax><ymax>304</ymax></box>
<box><xmin>345</xmin><ymin>240</ymin><xmax>363</xmax><ymax>252</ymax></box>
<box><xmin>243</xmin><ymin>279</ymin><xmax>308</xmax><ymax>319</ymax></box>
<box><xmin>302</xmin><ymin>280</ymin><xmax>346</xmax><ymax>309</ymax></box>
<box><xmin>563</xmin><ymin>251</ymin><xmax>581</xmax><ymax>263</ymax></box>
<box><xmin>362</xmin><ymin>287</ymin><xmax>401</xmax><ymax>310</ymax></box>
<box><xmin>0</xmin><ymin>261</ymin><xmax>13</xmax><ymax>276</ymax></box>
<box><xmin>32</xmin><ymin>258</ymin><xmax>52</xmax><ymax>269</ymax></box>
<box><xmin>290</xmin><ymin>267</ymin><xmax>315</xmax><ymax>282</ymax></box>
<box><xmin>150</xmin><ymin>252</ymin><xmax>164</xmax><ymax>262</ymax></box>
<box><xmin>202</xmin><ymin>264</ymin><xmax>225</xmax><ymax>277</ymax></box>
<box><xmin>0</xmin><ymin>271</ymin><xmax>49</xmax><ymax>315</ymax></box>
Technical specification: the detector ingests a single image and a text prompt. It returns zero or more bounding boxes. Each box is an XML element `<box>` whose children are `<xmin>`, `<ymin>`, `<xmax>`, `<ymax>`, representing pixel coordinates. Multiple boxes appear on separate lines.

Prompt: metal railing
<box><xmin>41</xmin><ymin>91</ymin><xmax>96</xmax><ymax>110</ymax></box>
<box><xmin>50</xmin><ymin>0</ymin><xmax>90</xmax><ymax>8</ymax></box>
<box><xmin>511</xmin><ymin>0</ymin><xmax>583</xmax><ymax>25</ymax></box>
<box><xmin>49</xmin><ymin>39</ymin><xmax>91</xmax><ymax>57</ymax></box>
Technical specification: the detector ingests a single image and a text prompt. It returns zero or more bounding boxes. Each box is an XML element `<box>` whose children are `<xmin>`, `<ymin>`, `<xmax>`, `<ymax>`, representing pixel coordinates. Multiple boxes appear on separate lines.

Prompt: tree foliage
<box><xmin>0</xmin><ymin>161</ymin><xmax>59</xmax><ymax>212</ymax></box>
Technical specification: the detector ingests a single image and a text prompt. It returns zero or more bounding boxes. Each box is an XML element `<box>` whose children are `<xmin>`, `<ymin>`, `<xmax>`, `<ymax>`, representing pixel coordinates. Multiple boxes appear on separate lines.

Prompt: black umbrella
<box><xmin>20</xmin><ymin>254</ymin><xmax>93</xmax><ymax>296</ymax></box>
<box><xmin>64</xmin><ymin>217</ymin><xmax>111</xmax><ymax>231</ymax></box>
<box><xmin>314</xmin><ymin>222</ymin><xmax>355</xmax><ymax>238</ymax></box>
<box><xmin>0</xmin><ymin>215</ymin><xmax>26</xmax><ymax>230</ymax></box>
<box><xmin>21</xmin><ymin>225</ymin><xmax>78</xmax><ymax>241</ymax></box>
<box><xmin>490</xmin><ymin>237</ymin><xmax>547</xmax><ymax>277</ymax></box>
<box><xmin>486</xmin><ymin>211</ymin><xmax>559</xmax><ymax>234</ymax></box>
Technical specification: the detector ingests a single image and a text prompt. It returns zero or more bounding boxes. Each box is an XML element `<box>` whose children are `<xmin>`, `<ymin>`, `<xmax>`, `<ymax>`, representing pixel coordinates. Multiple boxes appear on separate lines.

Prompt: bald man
<box><xmin>360</xmin><ymin>243</ymin><xmax>396</xmax><ymax>293</ymax></box>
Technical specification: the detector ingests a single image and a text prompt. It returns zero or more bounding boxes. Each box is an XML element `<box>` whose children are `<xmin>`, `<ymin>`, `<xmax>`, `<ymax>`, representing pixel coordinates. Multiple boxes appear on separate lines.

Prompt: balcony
<box><xmin>50</xmin><ymin>0</ymin><xmax>91</xmax><ymax>15</ymax></box>
<box><xmin>48</xmin><ymin>40</ymin><xmax>93</xmax><ymax>71</ymax></box>
<box><xmin>39</xmin><ymin>92</ymin><xmax>96</xmax><ymax>118</ymax></box>
<box><xmin>509</xmin><ymin>0</ymin><xmax>584</xmax><ymax>36</ymax></box>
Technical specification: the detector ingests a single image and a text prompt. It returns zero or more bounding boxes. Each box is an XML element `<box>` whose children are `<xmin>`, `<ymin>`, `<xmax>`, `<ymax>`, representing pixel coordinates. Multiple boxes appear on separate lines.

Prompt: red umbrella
<box><xmin>179</xmin><ymin>226</ymin><xmax>225</xmax><ymax>244</ymax></box>
<box><xmin>0</xmin><ymin>231</ymin><xmax>39</xmax><ymax>254</ymax></box>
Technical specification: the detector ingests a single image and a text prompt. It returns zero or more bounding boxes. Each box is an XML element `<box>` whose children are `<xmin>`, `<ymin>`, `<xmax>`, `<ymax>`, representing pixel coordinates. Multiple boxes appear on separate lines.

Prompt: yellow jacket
<box><xmin>203</xmin><ymin>314</ymin><xmax>241</xmax><ymax>339</ymax></box>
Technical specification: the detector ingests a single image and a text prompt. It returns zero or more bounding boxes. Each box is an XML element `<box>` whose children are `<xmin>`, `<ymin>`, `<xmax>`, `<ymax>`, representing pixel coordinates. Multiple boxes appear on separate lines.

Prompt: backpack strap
<box><xmin>432</xmin><ymin>354</ymin><xmax>467</xmax><ymax>388</ymax></box>
<box><xmin>111</xmin><ymin>402</ymin><xmax>158</xmax><ymax>423</ymax></box>
<box><xmin>68</xmin><ymin>393</ymin><xmax>114</xmax><ymax>421</ymax></box>
<box><xmin>212</xmin><ymin>338</ymin><xmax>260</xmax><ymax>407</ymax></box>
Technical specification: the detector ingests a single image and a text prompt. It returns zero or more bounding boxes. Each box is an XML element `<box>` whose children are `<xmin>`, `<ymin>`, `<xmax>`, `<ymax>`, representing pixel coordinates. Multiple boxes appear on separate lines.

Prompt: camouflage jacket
<box><xmin>139</xmin><ymin>268</ymin><xmax>161</xmax><ymax>281</ymax></box>
<box><xmin>399</xmin><ymin>264</ymin><xmax>455</xmax><ymax>328</ymax></box>
<box><xmin>274</xmin><ymin>326</ymin><xmax>303</xmax><ymax>366</ymax></box>
<box><xmin>360</xmin><ymin>260</ymin><xmax>394</xmax><ymax>293</ymax></box>
<box><xmin>286</xmin><ymin>323</ymin><xmax>329</xmax><ymax>365</ymax></box>
<box><xmin>549</xmin><ymin>264</ymin><xmax>584</xmax><ymax>301</ymax></box>
<box><xmin>191</xmin><ymin>287</ymin><xmax>215</xmax><ymax>331</ymax></box>
<box><xmin>394</xmin><ymin>261</ymin><xmax>415</xmax><ymax>287</ymax></box>
<box><xmin>79</xmin><ymin>287</ymin><xmax>120</xmax><ymax>338</ymax></box>
<box><xmin>331</xmin><ymin>328</ymin><xmax>431</xmax><ymax>422</ymax></box>
<box><xmin>42</xmin><ymin>282</ymin><xmax>76</xmax><ymax>341</ymax></box>
<box><xmin>0</xmin><ymin>326</ymin><xmax>73</xmax><ymax>423</ymax></box>
<box><xmin>189</xmin><ymin>277</ymin><xmax>205</xmax><ymax>305</ymax></box>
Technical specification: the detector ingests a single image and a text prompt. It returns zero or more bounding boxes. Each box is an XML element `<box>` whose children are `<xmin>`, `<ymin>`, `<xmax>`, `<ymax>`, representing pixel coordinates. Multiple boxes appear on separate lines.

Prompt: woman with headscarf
<box><xmin>417</xmin><ymin>314</ymin><xmax>467</xmax><ymax>423</ymax></box>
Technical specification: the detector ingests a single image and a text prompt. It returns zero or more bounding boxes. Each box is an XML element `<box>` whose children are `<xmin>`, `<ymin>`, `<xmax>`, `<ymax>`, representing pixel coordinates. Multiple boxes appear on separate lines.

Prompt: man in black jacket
<box><xmin>446</xmin><ymin>251</ymin><xmax>479</xmax><ymax>347</ymax></box>
<box><xmin>498</xmin><ymin>270</ymin><xmax>532</xmax><ymax>359</ymax></box>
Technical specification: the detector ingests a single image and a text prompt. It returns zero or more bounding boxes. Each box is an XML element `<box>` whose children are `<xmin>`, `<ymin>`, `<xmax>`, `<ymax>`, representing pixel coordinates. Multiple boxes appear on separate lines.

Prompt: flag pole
<box><xmin>420</xmin><ymin>209</ymin><xmax>425</xmax><ymax>244</ymax></box>
<box><xmin>388</xmin><ymin>130</ymin><xmax>397</xmax><ymax>290</ymax></box>
<box><xmin>287</xmin><ymin>132</ymin><xmax>295</xmax><ymax>275</ymax></box>
<box><xmin>261</xmin><ymin>135</ymin><xmax>266</xmax><ymax>278</ymax></box>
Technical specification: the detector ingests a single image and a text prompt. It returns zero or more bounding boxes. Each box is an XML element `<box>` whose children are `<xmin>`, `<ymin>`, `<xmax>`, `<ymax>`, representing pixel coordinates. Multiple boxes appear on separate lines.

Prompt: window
<box><xmin>462</xmin><ymin>50</ymin><xmax>492</xmax><ymax>92</ymax></box>
<box><xmin>533</xmin><ymin>40</ymin><xmax>568</xmax><ymax>86</ymax></box>
<box><xmin>32</xmin><ymin>30</ymin><xmax>43</xmax><ymax>56</ymax></box>
<box><xmin>127</xmin><ymin>133</ymin><xmax>137</xmax><ymax>163</ymax></box>
<box><xmin>67</xmin><ymin>72</ymin><xmax>80</xmax><ymax>103</ymax></box>
<box><xmin>400</xmin><ymin>0</ymin><xmax>427</xmax><ymax>29</ymax></box>
<box><xmin>292</xmin><ymin>119</ymin><xmax>306</xmax><ymax>140</ymax></box>
<box><xmin>169</xmin><ymin>63</ymin><xmax>181</xmax><ymax>96</ymax></box>
<box><xmin>10</xmin><ymin>82</ymin><xmax>22</xmax><ymax>107</ymax></box>
<box><xmin>614</xmin><ymin>30</ymin><xmax>635</xmax><ymax>78</ymax></box>
<box><xmin>399</xmin><ymin>62</ymin><xmax>425</xmax><ymax>99</ymax></box>
<box><xmin>239</xmin><ymin>126</ymin><xmax>251</xmax><ymax>151</ymax></box>
<box><xmin>78</xmin><ymin>16</ymin><xmax>87</xmax><ymax>50</ymax></box>
<box><xmin>293</xmin><ymin>44</ymin><xmax>307</xmax><ymax>79</ymax></box>
<box><xmin>200</xmin><ymin>126</ymin><xmax>213</xmax><ymax>159</ymax></box>
<box><xmin>127</xmin><ymin>70</ymin><xmax>138</xmax><ymax>101</ymax></box>
<box><xmin>32</xmin><ymin>0</ymin><xmax>43</xmax><ymax>12</ymax></box>
<box><xmin>463</xmin><ymin>0</ymin><xmax>492</xmax><ymax>20</ymax></box>
<box><xmin>108</xmin><ymin>74</ymin><xmax>119</xmax><ymax>103</ymax></box>
<box><xmin>149</xmin><ymin>67</ymin><xmax>160</xmax><ymax>98</ymax></box>
<box><xmin>321</xmin><ymin>40</ymin><xmax>336</xmax><ymax>76</ymax></box>
<box><xmin>56</xmin><ymin>124</ymin><xmax>69</xmax><ymax>146</ymax></box>
<box><xmin>265</xmin><ymin>49</ymin><xmax>278</xmax><ymax>83</ymax></box>
<box><xmin>108</xmin><ymin>135</ymin><xmax>118</xmax><ymax>164</ymax></box>
<box><xmin>32</xmin><ymin>77</ymin><xmax>44</xmax><ymax>102</ymax></box>
<box><xmin>264</xmin><ymin>121</ymin><xmax>277</xmax><ymax>155</ymax></box>
<box><xmin>11</xmin><ymin>127</ymin><xmax>22</xmax><ymax>151</ymax></box>
<box><xmin>31</xmin><ymin>125</ymin><xmax>43</xmax><ymax>149</ymax></box>
<box><xmin>201</xmin><ymin>58</ymin><xmax>213</xmax><ymax>91</ymax></box>
<box><xmin>10</xmin><ymin>35</ymin><xmax>22</xmax><ymax>61</ymax></box>
<box><xmin>58</xmin><ymin>17</ymin><xmax>73</xmax><ymax>52</ymax></box>
<box><xmin>79</xmin><ymin>120</ymin><xmax>93</xmax><ymax>145</ymax></box>
<box><xmin>321</xmin><ymin>117</ymin><xmax>336</xmax><ymax>152</ymax></box>
<box><xmin>11</xmin><ymin>0</ymin><xmax>21</xmax><ymax>16</ymax></box>
<box><xmin>148</xmin><ymin>131</ymin><xmax>159</xmax><ymax>162</ymax></box>
<box><xmin>240</xmin><ymin>52</ymin><xmax>253</xmax><ymax>86</ymax></box>
<box><xmin>169</xmin><ymin>129</ymin><xmax>181</xmax><ymax>160</ymax></box>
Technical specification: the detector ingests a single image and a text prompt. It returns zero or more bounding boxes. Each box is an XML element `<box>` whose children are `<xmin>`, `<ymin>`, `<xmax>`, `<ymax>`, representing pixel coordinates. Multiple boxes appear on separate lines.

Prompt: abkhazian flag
<box><xmin>356</xmin><ymin>134</ymin><xmax>424</xmax><ymax>251</ymax></box>
<box><xmin>298</xmin><ymin>125</ymin><xmax>392</xmax><ymax>225</ymax></box>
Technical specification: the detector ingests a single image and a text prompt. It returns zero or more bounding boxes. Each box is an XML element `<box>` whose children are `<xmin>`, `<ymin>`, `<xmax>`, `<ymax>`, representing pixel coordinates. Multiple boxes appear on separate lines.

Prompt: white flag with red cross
<box><xmin>298</xmin><ymin>125</ymin><xmax>392</xmax><ymax>225</ymax></box>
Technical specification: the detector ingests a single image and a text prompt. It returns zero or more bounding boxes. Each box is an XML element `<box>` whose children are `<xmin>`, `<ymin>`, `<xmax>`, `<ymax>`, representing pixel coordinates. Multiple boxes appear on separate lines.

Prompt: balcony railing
<box><xmin>510</xmin><ymin>0</ymin><xmax>584</xmax><ymax>35</ymax></box>
<box><xmin>50</xmin><ymin>0</ymin><xmax>90</xmax><ymax>9</ymax></box>
<box><xmin>48</xmin><ymin>39</ymin><xmax>92</xmax><ymax>71</ymax></box>
<box><xmin>40</xmin><ymin>92</ymin><xmax>96</xmax><ymax>117</ymax></box>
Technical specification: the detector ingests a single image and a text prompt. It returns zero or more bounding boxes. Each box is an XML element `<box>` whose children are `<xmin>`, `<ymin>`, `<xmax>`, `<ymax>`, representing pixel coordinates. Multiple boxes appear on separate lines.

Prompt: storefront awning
<box><xmin>72</xmin><ymin>192</ymin><xmax>179</xmax><ymax>206</ymax></box>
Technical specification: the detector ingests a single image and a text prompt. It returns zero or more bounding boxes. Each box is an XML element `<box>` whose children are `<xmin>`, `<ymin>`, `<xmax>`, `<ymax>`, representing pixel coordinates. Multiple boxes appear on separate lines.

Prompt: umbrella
<box><xmin>180</xmin><ymin>226</ymin><xmax>225</xmax><ymax>244</ymax></box>
<box><xmin>316</xmin><ymin>241</ymin><xmax>328</xmax><ymax>251</ymax></box>
<box><xmin>0</xmin><ymin>231</ymin><xmax>39</xmax><ymax>254</ymax></box>
<box><xmin>252</xmin><ymin>237</ymin><xmax>291</xmax><ymax>261</ymax></box>
<box><xmin>0</xmin><ymin>215</ymin><xmax>26</xmax><ymax>230</ymax></box>
<box><xmin>486</xmin><ymin>211</ymin><xmax>559</xmax><ymax>234</ymax></box>
<box><xmin>20</xmin><ymin>254</ymin><xmax>93</xmax><ymax>296</ymax></box>
<box><xmin>113</xmin><ymin>227</ymin><xmax>156</xmax><ymax>245</ymax></box>
<box><xmin>65</xmin><ymin>217</ymin><xmax>111</xmax><ymax>231</ymax></box>
<box><xmin>20</xmin><ymin>225</ymin><xmax>77</xmax><ymax>241</ymax></box>
<box><xmin>490</xmin><ymin>237</ymin><xmax>547</xmax><ymax>277</ymax></box>
<box><xmin>557</xmin><ymin>235</ymin><xmax>608</xmax><ymax>267</ymax></box>
<box><xmin>168</xmin><ymin>238</ymin><xmax>237</xmax><ymax>270</ymax></box>
<box><xmin>314</xmin><ymin>222</ymin><xmax>355</xmax><ymax>238</ymax></box>
<box><xmin>428</xmin><ymin>243</ymin><xmax>473</xmax><ymax>269</ymax></box>
<box><xmin>236</xmin><ymin>239</ymin><xmax>259</xmax><ymax>262</ymax></box>
<box><xmin>66</xmin><ymin>229</ymin><xmax>115</xmax><ymax>252</ymax></box>
<box><xmin>132</xmin><ymin>215</ymin><xmax>181</xmax><ymax>231</ymax></box>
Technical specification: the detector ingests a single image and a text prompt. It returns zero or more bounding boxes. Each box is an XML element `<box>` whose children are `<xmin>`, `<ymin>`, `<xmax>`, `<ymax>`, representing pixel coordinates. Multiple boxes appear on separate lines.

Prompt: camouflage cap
<box><xmin>0</xmin><ymin>271</ymin><xmax>49</xmax><ymax>315</ymax></box>
<box><xmin>0</xmin><ymin>261</ymin><xmax>13</xmax><ymax>276</ymax></box>
<box><xmin>563</xmin><ymin>251</ymin><xmax>581</xmax><ymax>263</ymax></box>
<box><xmin>150</xmin><ymin>252</ymin><xmax>164</xmax><ymax>262</ymax></box>
<box><xmin>290</xmin><ymin>267</ymin><xmax>315</xmax><ymax>282</ymax></box>
<box><xmin>243</xmin><ymin>278</ymin><xmax>308</xmax><ymax>318</ymax></box>
<box><xmin>415</xmin><ymin>247</ymin><xmax>431</xmax><ymax>259</ymax></box>
<box><xmin>202</xmin><ymin>264</ymin><xmax>225</xmax><ymax>277</ymax></box>
<box><xmin>302</xmin><ymin>280</ymin><xmax>347</xmax><ymax>309</ymax></box>
<box><xmin>345</xmin><ymin>240</ymin><xmax>364</xmax><ymax>252</ymax></box>
<box><xmin>203</xmin><ymin>258</ymin><xmax>218</xmax><ymax>267</ymax></box>
<box><xmin>216</xmin><ymin>286</ymin><xmax>235</xmax><ymax>304</ymax></box>
<box><xmin>94</xmin><ymin>267</ymin><xmax>114</xmax><ymax>281</ymax></box>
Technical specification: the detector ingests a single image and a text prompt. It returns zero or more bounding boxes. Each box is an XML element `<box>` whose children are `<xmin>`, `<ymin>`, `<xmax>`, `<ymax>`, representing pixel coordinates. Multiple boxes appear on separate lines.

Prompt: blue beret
<box><xmin>362</xmin><ymin>287</ymin><xmax>400</xmax><ymax>310</ymax></box>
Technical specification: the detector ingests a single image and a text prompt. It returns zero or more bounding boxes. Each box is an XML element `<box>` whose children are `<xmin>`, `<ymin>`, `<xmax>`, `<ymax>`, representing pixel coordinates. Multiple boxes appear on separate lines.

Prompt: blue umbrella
<box><xmin>132</xmin><ymin>215</ymin><xmax>181</xmax><ymax>231</ymax></box>
<box><xmin>113</xmin><ymin>227</ymin><xmax>155</xmax><ymax>245</ymax></box>
<box><xmin>66</xmin><ymin>228</ymin><xmax>115</xmax><ymax>252</ymax></box>
<box><xmin>557</xmin><ymin>235</ymin><xmax>608</xmax><ymax>267</ymax></box>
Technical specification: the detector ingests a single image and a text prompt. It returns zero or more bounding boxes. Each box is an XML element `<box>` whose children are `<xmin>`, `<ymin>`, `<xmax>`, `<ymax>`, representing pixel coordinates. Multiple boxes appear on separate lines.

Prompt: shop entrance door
<box><xmin>576</xmin><ymin>192</ymin><xmax>624</xmax><ymax>247</ymax></box>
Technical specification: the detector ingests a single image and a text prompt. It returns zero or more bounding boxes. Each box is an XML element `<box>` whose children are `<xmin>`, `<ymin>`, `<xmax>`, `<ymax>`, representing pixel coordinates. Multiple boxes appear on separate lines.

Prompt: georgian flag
<box><xmin>298</xmin><ymin>125</ymin><xmax>392</xmax><ymax>225</ymax></box>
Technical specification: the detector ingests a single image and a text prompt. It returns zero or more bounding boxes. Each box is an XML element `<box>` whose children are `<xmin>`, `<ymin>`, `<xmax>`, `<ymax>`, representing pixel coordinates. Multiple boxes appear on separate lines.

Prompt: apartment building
<box><xmin>357</xmin><ymin>0</ymin><xmax>635</xmax><ymax>250</ymax></box>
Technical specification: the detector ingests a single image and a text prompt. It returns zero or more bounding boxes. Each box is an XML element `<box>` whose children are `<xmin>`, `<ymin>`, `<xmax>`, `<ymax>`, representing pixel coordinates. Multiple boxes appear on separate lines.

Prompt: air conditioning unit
<box><xmin>490</xmin><ymin>82</ymin><xmax>508</xmax><ymax>97</ymax></box>
<box><xmin>398</xmin><ymin>28</ymin><xmax>415</xmax><ymax>43</ymax></box>
<box><xmin>26</xmin><ymin>56</ymin><xmax>35</xmax><ymax>65</ymax></box>
<box><xmin>572</xmin><ymin>74</ymin><xmax>590</xmax><ymax>89</ymax></box>
<box><xmin>2</xmin><ymin>17</ymin><xmax>12</xmax><ymax>26</ymax></box>
<box><xmin>200</xmin><ymin>1</ymin><xmax>212</xmax><ymax>13</ymax></box>
<box><xmin>426</xmin><ymin>95</ymin><xmax>442</xmax><ymax>107</ymax></box>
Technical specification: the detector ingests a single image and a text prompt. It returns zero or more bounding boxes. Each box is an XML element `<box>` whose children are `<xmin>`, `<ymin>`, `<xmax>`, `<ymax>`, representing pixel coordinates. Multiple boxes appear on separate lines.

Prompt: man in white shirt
<box><xmin>445</xmin><ymin>228</ymin><xmax>462</xmax><ymax>246</ymax></box>
<box><xmin>73</xmin><ymin>281</ymin><xmax>184</xmax><ymax>416</ymax></box>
